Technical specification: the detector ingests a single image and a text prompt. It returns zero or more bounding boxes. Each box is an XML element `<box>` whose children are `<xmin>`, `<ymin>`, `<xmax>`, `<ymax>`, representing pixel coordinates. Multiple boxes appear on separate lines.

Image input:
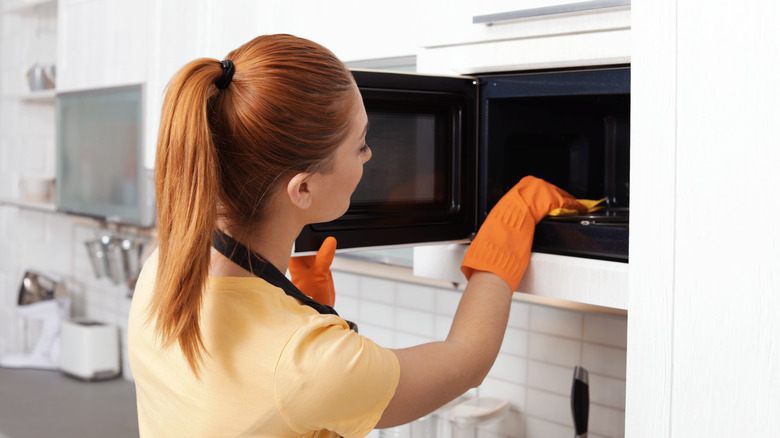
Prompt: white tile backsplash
<box><xmin>528</xmin><ymin>332</ymin><xmax>582</xmax><ymax>368</ymax></box>
<box><xmin>396</xmin><ymin>282</ymin><xmax>436</xmax><ymax>311</ymax></box>
<box><xmin>360</xmin><ymin>276</ymin><xmax>397</xmax><ymax>303</ymax></box>
<box><xmin>582</xmin><ymin>343</ymin><xmax>627</xmax><ymax>380</ymax></box>
<box><xmin>529</xmin><ymin>304</ymin><xmax>583</xmax><ymax>338</ymax></box>
<box><xmin>584</xmin><ymin>313</ymin><xmax>629</xmax><ymax>349</ymax></box>
<box><xmin>525</xmin><ymin>416</ymin><xmax>574</xmax><ymax>438</ymax></box>
<box><xmin>360</xmin><ymin>300</ymin><xmax>397</xmax><ymax>329</ymax></box>
<box><xmin>589</xmin><ymin>374</ymin><xmax>627</xmax><ymax>410</ymax></box>
<box><xmin>589</xmin><ymin>404</ymin><xmax>626</xmax><ymax>438</ymax></box>
<box><xmin>395</xmin><ymin>307</ymin><xmax>437</xmax><ymax>338</ymax></box>
<box><xmin>488</xmin><ymin>353</ymin><xmax>528</xmax><ymax>385</ymax></box>
<box><xmin>501</xmin><ymin>326</ymin><xmax>529</xmax><ymax>357</ymax></box>
<box><xmin>507</xmin><ymin>300</ymin><xmax>531</xmax><ymax>330</ymax></box>
<box><xmin>525</xmin><ymin>388</ymin><xmax>572</xmax><ymax>427</ymax></box>
<box><xmin>527</xmin><ymin>361</ymin><xmax>573</xmax><ymax>395</ymax></box>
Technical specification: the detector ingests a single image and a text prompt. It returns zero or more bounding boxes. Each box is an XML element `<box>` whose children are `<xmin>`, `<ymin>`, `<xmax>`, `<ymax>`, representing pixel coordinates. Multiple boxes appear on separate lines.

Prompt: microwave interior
<box><xmin>480</xmin><ymin>68</ymin><xmax>630</xmax><ymax>262</ymax></box>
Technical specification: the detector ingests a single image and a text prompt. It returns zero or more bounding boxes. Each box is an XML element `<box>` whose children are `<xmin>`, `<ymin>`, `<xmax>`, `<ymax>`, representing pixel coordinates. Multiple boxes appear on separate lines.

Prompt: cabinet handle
<box><xmin>473</xmin><ymin>0</ymin><xmax>631</xmax><ymax>25</ymax></box>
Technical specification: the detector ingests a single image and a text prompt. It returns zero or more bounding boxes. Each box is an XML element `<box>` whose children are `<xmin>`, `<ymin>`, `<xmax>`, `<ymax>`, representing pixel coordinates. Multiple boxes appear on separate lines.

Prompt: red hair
<box><xmin>150</xmin><ymin>34</ymin><xmax>355</xmax><ymax>375</ymax></box>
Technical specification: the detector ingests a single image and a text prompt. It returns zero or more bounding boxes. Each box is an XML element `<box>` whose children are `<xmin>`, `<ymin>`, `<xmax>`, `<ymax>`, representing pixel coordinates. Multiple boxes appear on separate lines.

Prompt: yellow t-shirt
<box><xmin>128</xmin><ymin>250</ymin><xmax>400</xmax><ymax>437</ymax></box>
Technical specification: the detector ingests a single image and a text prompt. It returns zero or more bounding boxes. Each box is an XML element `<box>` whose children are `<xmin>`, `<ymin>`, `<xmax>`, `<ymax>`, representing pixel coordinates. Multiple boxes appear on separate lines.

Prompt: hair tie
<box><xmin>215</xmin><ymin>59</ymin><xmax>235</xmax><ymax>90</ymax></box>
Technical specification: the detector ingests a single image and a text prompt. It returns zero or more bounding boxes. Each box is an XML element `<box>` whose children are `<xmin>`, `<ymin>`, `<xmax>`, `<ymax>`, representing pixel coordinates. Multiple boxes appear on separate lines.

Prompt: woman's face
<box><xmin>307</xmin><ymin>86</ymin><xmax>372</xmax><ymax>223</ymax></box>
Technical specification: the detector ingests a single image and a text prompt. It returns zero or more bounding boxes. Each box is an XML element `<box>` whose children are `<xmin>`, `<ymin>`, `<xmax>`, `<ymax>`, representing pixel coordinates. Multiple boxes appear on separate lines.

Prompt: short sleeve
<box><xmin>274</xmin><ymin>315</ymin><xmax>400</xmax><ymax>438</ymax></box>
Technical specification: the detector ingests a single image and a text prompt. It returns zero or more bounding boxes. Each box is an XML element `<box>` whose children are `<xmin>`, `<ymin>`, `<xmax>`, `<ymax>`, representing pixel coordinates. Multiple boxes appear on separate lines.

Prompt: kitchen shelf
<box><xmin>413</xmin><ymin>244</ymin><xmax>629</xmax><ymax>312</ymax></box>
<box><xmin>334</xmin><ymin>251</ymin><xmax>627</xmax><ymax>315</ymax></box>
<box><xmin>0</xmin><ymin>197</ymin><xmax>57</xmax><ymax>212</ymax></box>
<box><xmin>3</xmin><ymin>0</ymin><xmax>56</xmax><ymax>15</ymax></box>
<box><xmin>1</xmin><ymin>89</ymin><xmax>56</xmax><ymax>102</ymax></box>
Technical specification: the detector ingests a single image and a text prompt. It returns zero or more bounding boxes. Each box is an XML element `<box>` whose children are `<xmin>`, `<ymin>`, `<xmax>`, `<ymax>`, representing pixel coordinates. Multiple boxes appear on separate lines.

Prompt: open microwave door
<box><xmin>294</xmin><ymin>70</ymin><xmax>478</xmax><ymax>253</ymax></box>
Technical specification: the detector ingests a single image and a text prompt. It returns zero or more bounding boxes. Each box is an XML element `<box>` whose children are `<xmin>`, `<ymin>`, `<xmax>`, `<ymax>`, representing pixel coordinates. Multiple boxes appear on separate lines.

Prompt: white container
<box><xmin>448</xmin><ymin>397</ymin><xmax>509</xmax><ymax>438</ymax></box>
<box><xmin>19</xmin><ymin>175</ymin><xmax>55</xmax><ymax>203</ymax></box>
<box><xmin>59</xmin><ymin>319</ymin><xmax>120</xmax><ymax>381</ymax></box>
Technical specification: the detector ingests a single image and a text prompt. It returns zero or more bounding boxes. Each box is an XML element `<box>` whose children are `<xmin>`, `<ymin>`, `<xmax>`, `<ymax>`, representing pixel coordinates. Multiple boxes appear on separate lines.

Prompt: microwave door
<box><xmin>294</xmin><ymin>70</ymin><xmax>479</xmax><ymax>253</ymax></box>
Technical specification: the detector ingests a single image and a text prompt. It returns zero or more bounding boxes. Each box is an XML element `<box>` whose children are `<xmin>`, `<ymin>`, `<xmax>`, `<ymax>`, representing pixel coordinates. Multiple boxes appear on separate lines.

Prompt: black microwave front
<box><xmin>295</xmin><ymin>67</ymin><xmax>630</xmax><ymax>262</ymax></box>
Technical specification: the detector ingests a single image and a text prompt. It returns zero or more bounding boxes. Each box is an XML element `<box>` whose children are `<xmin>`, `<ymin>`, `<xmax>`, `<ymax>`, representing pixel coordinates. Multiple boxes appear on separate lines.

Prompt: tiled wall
<box><xmin>331</xmin><ymin>270</ymin><xmax>627</xmax><ymax>438</ymax></box>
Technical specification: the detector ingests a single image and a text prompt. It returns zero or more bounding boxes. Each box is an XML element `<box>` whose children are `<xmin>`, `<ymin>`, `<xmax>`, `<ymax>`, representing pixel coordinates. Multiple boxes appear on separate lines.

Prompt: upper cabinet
<box><xmin>416</xmin><ymin>0</ymin><xmax>631</xmax><ymax>74</ymax></box>
<box><xmin>254</xmin><ymin>0</ymin><xmax>422</xmax><ymax>64</ymax></box>
<box><xmin>56</xmin><ymin>0</ymin><xmax>150</xmax><ymax>92</ymax></box>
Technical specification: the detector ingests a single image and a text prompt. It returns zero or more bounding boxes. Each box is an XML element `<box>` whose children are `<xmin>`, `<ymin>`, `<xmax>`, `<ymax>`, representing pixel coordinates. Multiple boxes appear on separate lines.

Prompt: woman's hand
<box><xmin>288</xmin><ymin>236</ymin><xmax>337</xmax><ymax>306</ymax></box>
<box><xmin>461</xmin><ymin>176</ymin><xmax>585</xmax><ymax>292</ymax></box>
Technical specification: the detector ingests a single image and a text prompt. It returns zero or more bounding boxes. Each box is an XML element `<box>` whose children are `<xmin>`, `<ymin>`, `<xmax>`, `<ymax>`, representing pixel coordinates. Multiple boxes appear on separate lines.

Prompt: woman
<box><xmin>128</xmin><ymin>34</ymin><xmax>584</xmax><ymax>437</ymax></box>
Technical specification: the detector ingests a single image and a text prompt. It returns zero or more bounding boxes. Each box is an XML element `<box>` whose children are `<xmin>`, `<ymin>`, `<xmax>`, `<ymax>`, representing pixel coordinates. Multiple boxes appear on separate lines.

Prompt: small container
<box><xmin>84</xmin><ymin>238</ymin><xmax>108</xmax><ymax>278</ymax></box>
<box><xmin>448</xmin><ymin>397</ymin><xmax>509</xmax><ymax>438</ymax></box>
<box><xmin>104</xmin><ymin>237</ymin><xmax>125</xmax><ymax>285</ymax></box>
<box><xmin>25</xmin><ymin>63</ymin><xmax>56</xmax><ymax>91</ymax></box>
<box><xmin>60</xmin><ymin>318</ymin><xmax>120</xmax><ymax>381</ymax></box>
<box><xmin>19</xmin><ymin>175</ymin><xmax>55</xmax><ymax>202</ymax></box>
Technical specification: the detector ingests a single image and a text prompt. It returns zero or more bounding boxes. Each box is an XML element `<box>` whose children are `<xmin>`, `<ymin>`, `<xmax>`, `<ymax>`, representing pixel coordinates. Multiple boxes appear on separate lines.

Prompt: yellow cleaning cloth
<box><xmin>547</xmin><ymin>197</ymin><xmax>607</xmax><ymax>216</ymax></box>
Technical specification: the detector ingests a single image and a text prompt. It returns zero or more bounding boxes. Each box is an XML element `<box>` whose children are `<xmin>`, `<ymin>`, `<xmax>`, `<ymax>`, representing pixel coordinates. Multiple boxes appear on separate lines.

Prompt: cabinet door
<box><xmin>256</xmin><ymin>0</ymin><xmax>421</xmax><ymax>63</ymax></box>
<box><xmin>57</xmin><ymin>0</ymin><xmax>151</xmax><ymax>91</ymax></box>
<box><xmin>417</xmin><ymin>0</ymin><xmax>631</xmax><ymax>74</ymax></box>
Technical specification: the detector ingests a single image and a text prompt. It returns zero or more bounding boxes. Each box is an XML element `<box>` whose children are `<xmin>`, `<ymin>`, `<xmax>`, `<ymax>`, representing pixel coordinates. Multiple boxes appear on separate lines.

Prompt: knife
<box><xmin>571</xmin><ymin>365</ymin><xmax>589</xmax><ymax>438</ymax></box>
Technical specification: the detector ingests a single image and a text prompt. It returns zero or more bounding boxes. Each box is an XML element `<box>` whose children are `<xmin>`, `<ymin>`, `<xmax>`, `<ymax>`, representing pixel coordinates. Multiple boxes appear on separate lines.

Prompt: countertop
<box><xmin>0</xmin><ymin>368</ymin><xmax>138</xmax><ymax>438</ymax></box>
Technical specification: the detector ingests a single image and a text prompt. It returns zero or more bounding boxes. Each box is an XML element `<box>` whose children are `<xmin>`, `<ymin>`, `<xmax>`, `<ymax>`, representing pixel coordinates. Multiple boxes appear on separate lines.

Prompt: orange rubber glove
<box><xmin>461</xmin><ymin>176</ymin><xmax>586</xmax><ymax>291</ymax></box>
<box><xmin>289</xmin><ymin>236</ymin><xmax>337</xmax><ymax>306</ymax></box>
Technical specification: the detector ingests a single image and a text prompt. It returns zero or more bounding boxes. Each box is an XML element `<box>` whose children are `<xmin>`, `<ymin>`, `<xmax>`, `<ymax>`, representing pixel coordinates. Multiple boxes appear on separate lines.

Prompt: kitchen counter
<box><xmin>0</xmin><ymin>368</ymin><xmax>138</xmax><ymax>438</ymax></box>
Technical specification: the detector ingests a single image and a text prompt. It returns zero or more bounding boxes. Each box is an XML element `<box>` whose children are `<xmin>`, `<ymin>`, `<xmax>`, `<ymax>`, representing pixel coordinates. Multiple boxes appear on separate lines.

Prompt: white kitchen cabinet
<box><xmin>56</xmin><ymin>0</ymin><xmax>243</xmax><ymax>168</ymax></box>
<box><xmin>56</xmin><ymin>0</ymin><xmax>150</xmax><ymax>92</ymax></box>
<box><xmin>254</xmin><ymin>0</ymin><xmax>420</xmax><ymax>63</ymax></box>
<box><xmin>417</xmin><ymin>0</ymin><xmax>631</xmax><ymax>74</ymax></box>
<box><xmin>627</xmin><ymin>0</ymin><xmax>780</xmax><ymax>436</ymax></box>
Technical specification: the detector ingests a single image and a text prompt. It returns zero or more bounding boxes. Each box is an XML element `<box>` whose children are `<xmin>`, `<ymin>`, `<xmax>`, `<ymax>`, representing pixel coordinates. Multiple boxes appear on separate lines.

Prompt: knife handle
<box><xmin>571</xmin><ymin>366</ymin><xmax>589</xmax><ymax>438</ymax></box>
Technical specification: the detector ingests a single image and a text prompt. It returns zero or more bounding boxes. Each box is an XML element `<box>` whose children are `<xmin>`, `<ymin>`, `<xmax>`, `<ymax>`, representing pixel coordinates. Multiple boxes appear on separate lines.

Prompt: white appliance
<box><xmin>60</xmin><ymin>319</ymin><xmax>121</xmax><ymax>380</ymax></box>
<box><xmin>0</xmin><ymin>270</ymin><xmax>69</xmax><ymax>370</ymax></box>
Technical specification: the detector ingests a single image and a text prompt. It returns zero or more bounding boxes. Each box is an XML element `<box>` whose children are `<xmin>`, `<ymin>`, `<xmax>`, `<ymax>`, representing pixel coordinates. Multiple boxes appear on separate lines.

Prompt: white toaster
<box><xmin>60</xmin><ymin>318</ymin><xmax>121</xmax><ymax>381</ymax></box>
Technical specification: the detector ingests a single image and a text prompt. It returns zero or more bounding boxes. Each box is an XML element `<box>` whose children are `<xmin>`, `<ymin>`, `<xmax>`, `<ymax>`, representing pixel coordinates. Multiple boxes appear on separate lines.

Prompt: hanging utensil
<box><xmin>571</xmin><ymin>365</ymin><xmax>589</xmax><ymax>438</ymax></box>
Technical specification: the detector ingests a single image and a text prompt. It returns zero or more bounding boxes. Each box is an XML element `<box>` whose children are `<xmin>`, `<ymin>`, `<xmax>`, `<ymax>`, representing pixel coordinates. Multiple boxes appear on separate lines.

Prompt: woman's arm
<box><xmin>375</xmin><ymin>176</ymin><xmax>585</xmax><ymax>428</ymax></box>
<box><xmin>376</xmin><ymin>271</ymin><xmax>512</xmax><ymax>427</ymax></box>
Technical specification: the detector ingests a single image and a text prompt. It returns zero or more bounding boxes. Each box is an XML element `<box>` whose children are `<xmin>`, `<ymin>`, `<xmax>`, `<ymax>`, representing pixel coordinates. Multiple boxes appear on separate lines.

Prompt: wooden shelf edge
<box><xmin>0</xmin><ymin>197</ymin><xmax>57</xmax><ymax>212</ymax></box>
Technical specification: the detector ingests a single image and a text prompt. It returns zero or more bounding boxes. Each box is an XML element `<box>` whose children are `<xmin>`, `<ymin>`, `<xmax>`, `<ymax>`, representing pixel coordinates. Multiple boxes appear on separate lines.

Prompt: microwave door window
<box><xmin>352</xmin><ymin>113</ymin><xmax>442</xmax><ymax>206</ymax></box>
<box><xmin>296</xmin><ymin>70</ymin><xmax>478</xmax><ymax>252</ymax></box>
<box><xmin>301</xmin><ymin>97</ymin><xmax>471</xmax><ymax>240</ymax></box>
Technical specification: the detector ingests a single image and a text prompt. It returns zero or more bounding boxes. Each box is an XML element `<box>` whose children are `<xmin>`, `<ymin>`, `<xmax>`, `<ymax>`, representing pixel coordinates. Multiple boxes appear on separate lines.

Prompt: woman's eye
<box><xmin>360</xmin><ymin>143</ymin><xmax>370</xmax><ymax>153</ymax></box>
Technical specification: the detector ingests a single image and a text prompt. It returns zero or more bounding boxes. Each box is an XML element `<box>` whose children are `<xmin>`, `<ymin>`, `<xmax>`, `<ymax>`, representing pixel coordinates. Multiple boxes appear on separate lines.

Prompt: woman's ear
<box><xmin>287</xmin><ymin>172</ymin><xmax>312</xmax><ymax>209</ymax></box>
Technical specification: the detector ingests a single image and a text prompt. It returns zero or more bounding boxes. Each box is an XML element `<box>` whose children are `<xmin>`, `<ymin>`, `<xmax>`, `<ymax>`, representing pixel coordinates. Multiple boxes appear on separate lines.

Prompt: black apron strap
<box><xmin>212</xmin><ymin>229</ymin><xmax>357</xmax><ymax>331</ymax></box>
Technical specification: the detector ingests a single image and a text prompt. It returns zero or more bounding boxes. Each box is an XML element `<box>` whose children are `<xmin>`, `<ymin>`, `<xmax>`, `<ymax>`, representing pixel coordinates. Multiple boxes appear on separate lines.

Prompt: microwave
<box><xmin>295</xmin><ymin>66</ymin><xmax>630</xmax><ymax>263</ymax></box>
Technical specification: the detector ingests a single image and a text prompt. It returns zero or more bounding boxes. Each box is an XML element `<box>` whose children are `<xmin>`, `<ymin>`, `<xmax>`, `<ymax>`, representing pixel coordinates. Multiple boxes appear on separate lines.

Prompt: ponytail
<box><xmin>148</xmin><ymin>58</ymin><xmax>223</xmax><ymax>376</ymax></box>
